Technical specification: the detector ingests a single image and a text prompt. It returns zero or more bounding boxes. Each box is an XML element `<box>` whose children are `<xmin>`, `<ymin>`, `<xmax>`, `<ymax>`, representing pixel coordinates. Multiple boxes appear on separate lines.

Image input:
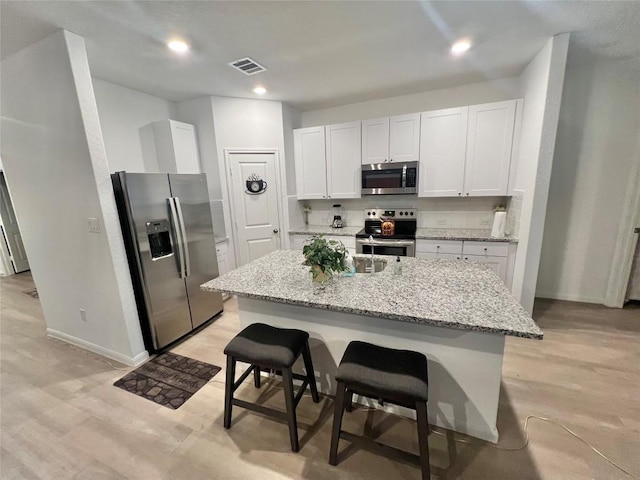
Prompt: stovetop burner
<box><xmin>355</xmin><ymin>208</ymin><xmax>417</xmax><ymax>240</ymax></box>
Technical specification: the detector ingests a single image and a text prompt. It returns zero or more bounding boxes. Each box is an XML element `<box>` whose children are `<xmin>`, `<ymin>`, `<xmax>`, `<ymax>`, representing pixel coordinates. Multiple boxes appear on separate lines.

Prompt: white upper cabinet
<box><xmin>361</xmin><ymin>113</ymin><xmax>420</xmax><ymax>164</ymax></box>
<box><xmin>294</xmin><ymin>126</ymin><xmax>327</xmax><ymax>200</ymax></box>
<box><xmin>419</xmin><ymin>107</ymin><xmax>468</xmax><ymax>197</ymax></box>
<box><xmin>418</xmin><ymin>99</ymin><xmax>518</xmax><ymax>197</ymax></box>
<box><xmin>294</xmin><ymin>123</ymin><xmax>361</xmax><ymax>200</ymax></box>
<box><xmin>389</xmin><ymin>113</ymin><xmax>421</xmax><ymax>163</ymax></box>
<box><xmin>464</xmin><ymin>101</ymin><xmax>516</xmax><ymax>196</ymax></box>
<box><xmin>326</xmin><ymin>122</ymin><xmax>361</xmax><ymax>199</ymax></box>
<box><xmin>361</xmin><ymin>118</ymin><xmax>390</xmax><ymax>164</ymax></box>
<box><xmin>152</xmin><ymin>120</ymin><xmax>201</xmax><ymax>174</ymax></box>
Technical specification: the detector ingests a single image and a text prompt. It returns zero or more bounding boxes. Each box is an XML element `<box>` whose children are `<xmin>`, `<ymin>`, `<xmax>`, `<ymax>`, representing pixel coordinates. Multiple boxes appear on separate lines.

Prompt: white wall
<box><xmin>210</xmin><ymin>97</ymin><xmax>290</xmax><ymax>262</ymax></box>
<box><xmin>93</xmin><ymin>79</ymin><xmax>177</xmax><ymax>172</ymax></box>
<box><xmin>510</xmin><ymin>34</ymin><xmax>570</xmax><ymax>314</ymax></box>
<box><xmin>537</xmin><ymin>52</ymin><xmax>640</xmax><ymax>303</ymax></box>
<box><xmin>300</xmin><ymin>77</ymin><xmax>519</xmax><ymax>126</ymax></box>
<box><xmin>0</xmin><ymin>30</ymin><xmax>146</xmax><ymax>365</ymax></box>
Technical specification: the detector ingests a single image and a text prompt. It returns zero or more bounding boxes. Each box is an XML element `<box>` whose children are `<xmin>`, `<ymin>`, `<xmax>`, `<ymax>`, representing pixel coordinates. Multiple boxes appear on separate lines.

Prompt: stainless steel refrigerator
<box><xmin>112</xmin><ymin>172</ymin><xmax>223</xmax><ymax>352</ymax></box>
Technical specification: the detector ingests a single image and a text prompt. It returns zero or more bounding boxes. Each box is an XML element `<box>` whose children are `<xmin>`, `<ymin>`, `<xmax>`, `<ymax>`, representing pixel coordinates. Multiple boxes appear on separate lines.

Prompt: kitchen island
<box><xmin>202</xmin><ymin>250</ymin><xmax>542</xmax><ymax>442</ymax></box>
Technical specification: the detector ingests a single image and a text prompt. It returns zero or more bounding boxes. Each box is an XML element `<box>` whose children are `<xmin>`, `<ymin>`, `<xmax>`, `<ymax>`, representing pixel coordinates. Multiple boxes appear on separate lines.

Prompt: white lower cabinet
<box><xmin>463</xmin><ymin>255</ymin><xmax>508</xmax><ymax>279</ymax></box>
<box><xmin>416</xmin><ymin>239</ymin><xmax>515</xmax><ymax>286</ymax></box>
<box><xmin>216</xmin><ymin>241</ymin><xmax>229</xmax><ymax>276</ymax></box>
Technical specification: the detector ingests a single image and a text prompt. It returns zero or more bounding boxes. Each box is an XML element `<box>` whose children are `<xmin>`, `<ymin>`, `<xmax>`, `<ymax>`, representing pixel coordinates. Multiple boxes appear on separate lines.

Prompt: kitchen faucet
<box><xmin>369</xmin><ymin>235</ymin><xmax>375</xmax><ymax>273</ymax></box>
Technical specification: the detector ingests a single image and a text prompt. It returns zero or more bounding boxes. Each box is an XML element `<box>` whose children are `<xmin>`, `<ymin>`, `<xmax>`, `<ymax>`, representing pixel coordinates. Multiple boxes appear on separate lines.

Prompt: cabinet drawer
<box><xmin>215</xmin><ymin>243</ymin><xmax>228</xmax><ymax>256</ymax></box>
<box><xmin>416</xmin><ymin>239</ymin><xmax>463</xmax><ymax>254</ymax></box>
<box><xmin>462</xmin><ymin>241</ymin><xmax>509</xmax><ymax>257</ymax></box>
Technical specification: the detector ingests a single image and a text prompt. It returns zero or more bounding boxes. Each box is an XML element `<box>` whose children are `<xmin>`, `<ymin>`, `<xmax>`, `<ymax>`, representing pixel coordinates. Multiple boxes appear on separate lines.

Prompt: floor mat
<box><xmin>114</xmin><ymin>352</ymin><xmax>221</xmax><ymax>409</ymax></box>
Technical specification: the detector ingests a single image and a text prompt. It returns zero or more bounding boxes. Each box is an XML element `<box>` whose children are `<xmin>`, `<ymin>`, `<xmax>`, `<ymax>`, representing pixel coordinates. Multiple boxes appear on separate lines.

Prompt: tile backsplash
<box><xmin>291</xmin><ymin>196</ymin><xmax>507</xmax><ymax>230</ymax></box>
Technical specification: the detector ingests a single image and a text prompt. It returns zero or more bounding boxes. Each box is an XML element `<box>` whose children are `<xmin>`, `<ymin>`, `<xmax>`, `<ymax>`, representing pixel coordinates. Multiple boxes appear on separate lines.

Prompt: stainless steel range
<box><xmin>355</xmin><ymin>208</ymin><xmax>417</xmax><ymax>257</ymax></box>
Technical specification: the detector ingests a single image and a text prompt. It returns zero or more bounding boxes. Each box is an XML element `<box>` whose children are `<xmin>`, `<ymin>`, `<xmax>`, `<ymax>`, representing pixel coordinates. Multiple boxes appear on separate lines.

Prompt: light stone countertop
<box><xmin>415</xmin><ymin>228</ymin><xmax>518</xmax><ymax>242</ymax></box>
<box><xmin>288</xmin><ymin>225</ymin><xmax>362</xmax><ymax>236</ymax></box>
<box><xmin>201</xmin><ymin>249</ymin><xmax>542</xmax><ymax>339</ymax></box>
<box><xmin>289</xmin><ymin>225</ymin><xmax>517</xmax><ymax>242</ymax></box>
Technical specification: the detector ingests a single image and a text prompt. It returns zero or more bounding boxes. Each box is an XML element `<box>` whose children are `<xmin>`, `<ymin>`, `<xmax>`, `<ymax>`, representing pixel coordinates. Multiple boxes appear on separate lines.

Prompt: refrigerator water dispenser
<box><xmin>146</xmin><ymin>220</ymin><xmax>173</xmax><ymax>259</ymax></box>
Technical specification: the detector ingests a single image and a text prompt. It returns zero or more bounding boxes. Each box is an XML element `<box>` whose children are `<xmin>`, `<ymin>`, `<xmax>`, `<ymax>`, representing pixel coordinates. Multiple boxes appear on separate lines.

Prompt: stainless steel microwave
<box><xmin>361</xmin><ymin>161</ymin><xmax>418</xmax><ymax>195</ymax></box>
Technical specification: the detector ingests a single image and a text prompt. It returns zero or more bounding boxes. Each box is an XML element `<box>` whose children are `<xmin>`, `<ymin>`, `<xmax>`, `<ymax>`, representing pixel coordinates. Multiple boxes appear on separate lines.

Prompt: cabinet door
<box><xmin>294</xmin><ymin>127</ymin><xmax>327</xmax><ymax>199</ymax></box>
<box><xmin>389</xmin><ymin>113</ymin><xmax>420</xmax><ymax>163</ymax></box>
<box><xmin>416</xmin><ymin>252</ymin><xmax>461</xmax><ymax>260</ymax></box>
<box><xmin>326</xmin><ymin>122</ymin><xmax>361</xmax><ymax>199</ymax></box>
<box><xmin>464</xmin><ymin>255</ymin><xmax>508</xmax><ymax>282</ymax></box>
<box><xmin>419</xmin><ymin>108</ymin><xmax>467</xmax><ymax>197</ymax></box>
<box><xmin>170</xmin><ymin>121</ymin><xmax>201</xmax><ymax>173</ymax></box>
<box><xmin>362</xmin><ymin>117</ymin><xmax>390</xmax><ymax>164</ymax></box>
<box><xmin>464</xmin><ymin>100</ymin><xmax>516</xmax><ymax>196</ymax></box>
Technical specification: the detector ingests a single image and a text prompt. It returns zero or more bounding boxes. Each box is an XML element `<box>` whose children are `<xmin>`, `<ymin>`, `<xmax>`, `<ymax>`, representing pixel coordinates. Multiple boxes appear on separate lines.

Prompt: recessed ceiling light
<box><xmin>451</xmin><ymin>40</ymin><xmax>471</xmax><ymax>55</ymax></box>
<box><xmin>168</xmin><ymin>40</ymin><xmax>189</xmax><ymax>54</ymax></box>
<box><xmin>253</xmin><ymin>86</ymin><xmax>267</xmax><ymax>95</ymax></box>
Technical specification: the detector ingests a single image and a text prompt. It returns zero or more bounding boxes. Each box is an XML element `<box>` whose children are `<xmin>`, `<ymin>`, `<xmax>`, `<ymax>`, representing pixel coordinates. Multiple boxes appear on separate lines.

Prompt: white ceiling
<box><xmin>1</xmin><ymin>1</ymin><xmax>639</xmax><ymax>111</ymax></box>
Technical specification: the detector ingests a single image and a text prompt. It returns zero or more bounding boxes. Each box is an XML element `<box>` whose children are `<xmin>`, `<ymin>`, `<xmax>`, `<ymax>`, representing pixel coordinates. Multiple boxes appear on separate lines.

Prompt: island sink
<box><xmin>354</xmin><ymin>257</ymin><xmax>387</xmax><ymax>273</ymax></box>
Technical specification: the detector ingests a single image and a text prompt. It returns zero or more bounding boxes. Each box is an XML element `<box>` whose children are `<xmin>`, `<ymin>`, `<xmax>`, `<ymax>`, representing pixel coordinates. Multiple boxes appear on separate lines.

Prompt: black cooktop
<box><xmin>355</xmin><ymin>208</ymin><xmax>418</xmax><ymax>240</ymax></box>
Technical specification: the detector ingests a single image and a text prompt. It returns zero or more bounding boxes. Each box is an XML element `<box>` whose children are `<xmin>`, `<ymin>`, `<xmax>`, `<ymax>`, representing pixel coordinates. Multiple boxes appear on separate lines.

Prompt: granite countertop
<box><xmin>290</xmin><ymin>225</ymin><xmax>517</xmax><ymax>242</ymax></box>
<box><xmin>415</xmin><ymin>228</ymin><xmax>517</xmax><ymax>242</ymax></box>
<box><xmin>201</xmin><ymin>250</ymin><xmax>542</xmax><ymax>339</ymax></box>
<box><xmin>288</xmin><ymin>225</ymin><xmax>363</xmax><ymax>236</ymax></box>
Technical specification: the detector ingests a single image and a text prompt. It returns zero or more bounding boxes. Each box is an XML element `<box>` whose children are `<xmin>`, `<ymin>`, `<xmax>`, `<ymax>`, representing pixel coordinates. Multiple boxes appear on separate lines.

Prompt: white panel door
<box><xmin>419</xmin><ymin>108</ymin><xmax>468</xmax><ymax>197</ymax></box>
<box><xmin>0</xmin><ymin>172</ymin><xmax>29</xmax><ymax>273</ymax></box>
<box><xmin>361</xmin><ymin>117</ymin><xmax>390</xmax><ymax>164</ymax></box>
<box><xmin>389</xmin><ymin>113</ymin><xmax>420</xmax><ymax>163</ymax></box>
<box><xmin>464</xmin><ymin>255</ymin><xmax>508</xmax><ymax>282</ymax></box>
<box><xmin>171</xmin><ymin>121</ymin><xmax>201</xmax><ymax>174</ymax></box>
<box><xmin>293</xmin><ymin>127</ymin><xmax>327</xmax><ymax>199</ymax></box>
<box><xmin>326</xmin><ymin>121</ymin><xmax>361</xmax><ymax>199</ymax></box>
<box><xmin>229</xmin><ymin>153</ymin><xmax>281</xmax><ymax>266</ymax></box>
<box><xmin>464</xmin><ymin>100</ymin><xmax>516</xmax><ymax>196</ymax></box>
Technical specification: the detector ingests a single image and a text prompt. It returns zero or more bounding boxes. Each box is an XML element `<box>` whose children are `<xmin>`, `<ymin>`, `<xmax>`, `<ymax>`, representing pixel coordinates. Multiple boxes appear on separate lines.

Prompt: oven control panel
<box><xmin>364</xmin><ymin>208</ymin><xmax>417</xmax><ymax>219</ymax></box>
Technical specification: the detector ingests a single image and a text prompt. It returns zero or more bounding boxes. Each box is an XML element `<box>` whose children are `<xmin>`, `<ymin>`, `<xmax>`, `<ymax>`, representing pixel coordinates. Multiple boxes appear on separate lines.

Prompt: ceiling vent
<box><xmin>228</xmin><ymin>57</ymin><xmax>267</xmax><ymax>76</ymax></box>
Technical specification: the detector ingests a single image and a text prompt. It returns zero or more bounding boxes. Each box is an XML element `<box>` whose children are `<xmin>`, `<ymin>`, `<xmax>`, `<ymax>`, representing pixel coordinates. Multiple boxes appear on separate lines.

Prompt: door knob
<box><xmin>273</xmin><ymin>228</ymin><xmax>279</xmax><ymax>233</ymax></box>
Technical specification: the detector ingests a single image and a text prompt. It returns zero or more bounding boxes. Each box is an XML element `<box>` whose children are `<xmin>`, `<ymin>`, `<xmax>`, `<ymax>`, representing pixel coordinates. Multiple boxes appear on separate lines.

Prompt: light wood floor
<box><xmin>1</xmin><ymin>272</ymin><xmax>638</xmax><ymax>479</ymax></box>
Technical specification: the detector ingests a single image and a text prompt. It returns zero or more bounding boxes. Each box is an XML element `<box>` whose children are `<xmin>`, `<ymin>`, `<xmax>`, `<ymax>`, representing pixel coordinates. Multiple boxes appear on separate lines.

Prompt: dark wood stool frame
<box><xmin>224</xmin><ymin>341</ymin><xmax>319</xmax><ymax>452</ymax></box>
<box><xmin>329</xmin><ymin>381</ymin><xmax>431</xmax><ymax>480</ymax></box>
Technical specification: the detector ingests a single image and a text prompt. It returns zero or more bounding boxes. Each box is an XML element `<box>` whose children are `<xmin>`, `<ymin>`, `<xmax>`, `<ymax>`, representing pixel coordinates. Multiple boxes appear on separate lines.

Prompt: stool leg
<box><xmin>329</xmin><ymin>381</ymin><xmax>347</xmax><ymax>466</ymax></box>
<box><xmin>282</xmin><ymin>367</ymin><xmax>299</xmax><ymax>452</ymax></box>
<box><xmin>345</xmin><ymin>390</ymin><xmax>354</xmax><ymax>412</ymax></box>
<box><xmin>254</xmin><ymin>366</ymin><xmax>261</xmax><ymax>388</ymax></box>
<box><xmin>224</xmin><ymin>356</ymin><xmax>236</xmax><ymax>429</ymax></box>
<box><xmin>415</xmin><ymin>401</ymin><xmax>431</xmax><ymax>480</ymax></box>
<box><xmin>302</xmin><ymin>342</ymin><xmax>319</xmax><ymax>403</ymax></box>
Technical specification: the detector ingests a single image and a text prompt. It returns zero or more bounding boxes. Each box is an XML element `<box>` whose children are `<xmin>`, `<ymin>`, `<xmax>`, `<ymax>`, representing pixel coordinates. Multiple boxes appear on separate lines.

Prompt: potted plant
<box><xmin>302</xmin><ymin>235</ymin><xmax>347</xmax><ymax>284</ymax></box>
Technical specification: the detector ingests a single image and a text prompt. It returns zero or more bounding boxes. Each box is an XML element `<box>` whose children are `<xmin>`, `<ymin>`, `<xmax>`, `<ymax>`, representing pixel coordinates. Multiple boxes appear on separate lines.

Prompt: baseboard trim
<box><xmin>535</xmin><ymin>292</ymin><xmax>604</xmax><ymax>305</ymax></box>
<box><xmin>46</xmin><ymin>328</ymin><xmax>149</xmax><ymax>367</ymax></box>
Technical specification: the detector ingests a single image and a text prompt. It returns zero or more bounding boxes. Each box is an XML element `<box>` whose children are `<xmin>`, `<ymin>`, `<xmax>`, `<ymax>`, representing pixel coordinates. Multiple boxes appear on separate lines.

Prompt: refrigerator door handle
<box><xmin>167</xmin><ymin>197</ymin><xmax>186</xmax><ymax>278</ymax></box>
<box><xmin>174</xmin><ymin>196</ymin><xmax>191</xmax><ymax>278</ymax></box>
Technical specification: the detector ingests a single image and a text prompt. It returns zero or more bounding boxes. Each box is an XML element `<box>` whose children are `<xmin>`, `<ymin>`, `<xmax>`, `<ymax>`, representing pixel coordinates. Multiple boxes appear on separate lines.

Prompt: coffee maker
<box><xmin>331</xmin><ymin>204</ymin><xmax>344</xmax><ymax>228</ymax></box>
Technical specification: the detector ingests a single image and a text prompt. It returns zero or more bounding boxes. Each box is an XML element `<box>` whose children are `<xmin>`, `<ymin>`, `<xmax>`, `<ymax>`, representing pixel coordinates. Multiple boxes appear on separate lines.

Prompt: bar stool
<box><xmin>223</xmin><ymin>323</ymin><xmax>319</xmax><ymax>452</ymax></box>
<box><xmin>329</xmin><ymin>341</ymin><xmax>431</xmax><ymax>480</ymax></box>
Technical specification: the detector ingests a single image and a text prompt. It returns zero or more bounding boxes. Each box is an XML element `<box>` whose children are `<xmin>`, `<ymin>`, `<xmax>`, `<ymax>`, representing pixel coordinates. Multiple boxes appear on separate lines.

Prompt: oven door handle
<box><xmin>356</xmin><ymin>239</ymin><xmax>415</xmax><ymax>247</ymax></box>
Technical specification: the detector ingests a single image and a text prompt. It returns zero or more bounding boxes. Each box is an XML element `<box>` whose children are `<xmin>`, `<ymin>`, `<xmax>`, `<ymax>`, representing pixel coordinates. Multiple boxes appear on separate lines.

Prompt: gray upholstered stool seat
<box><xmin>224</xmin><ymin>323</ymin><xmax>309</xmax><ymax>368</ymax></box>
<box><xmin>330</xmin><ymin>341</ymin><xmax>431</xmax><ymax>480</ymax></box>
<box><xmin>223</xmin><ymin>323</ymin><xmax>319</xmax><ymax>452</ymax></box>
<box><xmin>336</xmin><ymin>341</ymin><xmax>428</xmax><ymax>402</ymax></box>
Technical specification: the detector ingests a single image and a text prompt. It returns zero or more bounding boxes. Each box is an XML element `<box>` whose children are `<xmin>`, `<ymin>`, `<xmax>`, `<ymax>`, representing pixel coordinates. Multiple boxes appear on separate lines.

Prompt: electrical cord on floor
<box><xmin>213</xmin><ymin>374</ymin><xmax>637</xmax><ymax>479</ymax></box>
<box><xmin>428</xmin><ymin>415</ymin><xmax>637</xmax><ymax>479</ymax></box>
